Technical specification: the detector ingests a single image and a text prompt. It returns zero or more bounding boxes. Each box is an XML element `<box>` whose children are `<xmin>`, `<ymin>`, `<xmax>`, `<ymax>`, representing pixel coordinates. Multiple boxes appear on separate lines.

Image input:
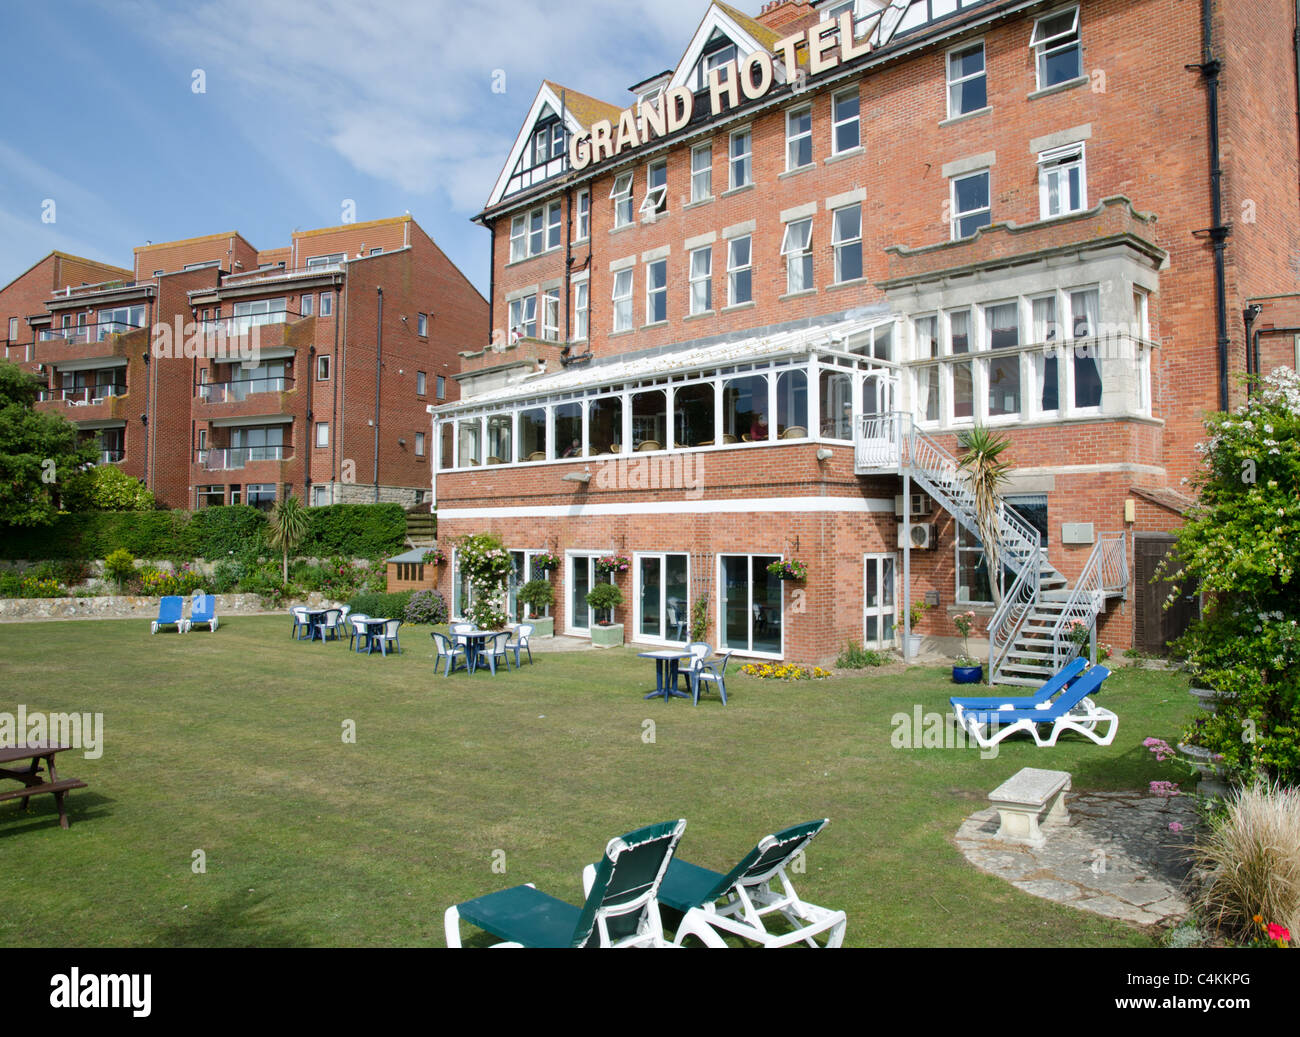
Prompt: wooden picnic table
<box><xmin>0</xmin><ymin>743</ymin><xmax>87</xmax><ymax>829</ymax></box>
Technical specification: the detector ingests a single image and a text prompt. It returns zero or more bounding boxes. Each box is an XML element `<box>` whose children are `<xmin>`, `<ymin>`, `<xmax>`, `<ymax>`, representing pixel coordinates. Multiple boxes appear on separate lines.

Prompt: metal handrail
<box><xmin>196</xmin><ymin>446</ymin><xmax>287</xmax><ymax>471</ymax></box>
<box><xmin>39</xmin><ymin>385</ymin><xmax>126</xmax><ymax>404</ymax></box>
<box><xmin>39</xmin><ymin>320</ymin><xmax>143</xmax><ymax>343</ymax></box>
<box><xmin>198</xmin><ymin>376</ymin><xmax>291</xmax><ymax>403</ymax></box>
<box><xmin>1047</xmin><ymin>533</ymin><xmax>1128</xmax><ymax>669</ymax></box>
<box><xmin>197</xmin><ymin>310</ymin><xmax>299</xmax><ymax>337</ymax></box>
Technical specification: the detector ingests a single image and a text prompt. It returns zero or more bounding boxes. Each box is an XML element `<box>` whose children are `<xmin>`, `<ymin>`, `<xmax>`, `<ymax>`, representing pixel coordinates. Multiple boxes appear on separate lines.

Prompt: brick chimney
<box><xmin>755</xmin><ymin>0</ymin><xmax>821</xmax><ymax>34</ymax></box>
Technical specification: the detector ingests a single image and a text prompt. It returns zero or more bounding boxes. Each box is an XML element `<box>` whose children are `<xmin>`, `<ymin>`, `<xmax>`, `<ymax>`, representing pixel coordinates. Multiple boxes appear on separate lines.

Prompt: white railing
<box><xmin>1048</xmin><ymin>533</ymin><xmax>1128</xmax><ymax>669</ymax></box>
<box><xmin>40</xmin><ymin>386</ymin><xmax>126</xmax><ymax>405</ymax></box>
<box><xmin>197</xmin><ymin>446</ymin><xmax>286</xmax><ymax>471</ymax></box>
<box><xmin>197</xmin><ymin>312</ymin><xmax>291</xmax><ymax>337</ymax></box>
<box><xmin>198</xmin><ymin>376</ymin><xmax>289</xmax><ymax>403</ymax></box>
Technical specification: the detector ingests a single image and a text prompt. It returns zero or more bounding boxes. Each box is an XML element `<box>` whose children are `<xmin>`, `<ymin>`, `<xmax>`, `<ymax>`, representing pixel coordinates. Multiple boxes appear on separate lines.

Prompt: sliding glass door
<box><xmin>634</xmin><ymin>553</ymin><xmax>689</xmax><ymax>644</ymax></box>
<box><xmin>566</xmin><ymin>553</ymin><xmax>612</xmax><ymax>634</ymax></box>
<box><xmin>719</xmin><ymin>554</ymin><xmax>782</xmax><ymax>656</ymax></box>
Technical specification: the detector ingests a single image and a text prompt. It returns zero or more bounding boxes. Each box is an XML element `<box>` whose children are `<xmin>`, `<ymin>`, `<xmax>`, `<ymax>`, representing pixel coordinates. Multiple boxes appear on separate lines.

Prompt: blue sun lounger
<box><xmin>188</xmin><ymin>592</ymin><xmax>218</xmax><ymax>632</ymax></box>
<box><xmin>151</xmin><ymin>596</ymin><xmax>184</xmax><ymax>635</ymax></box>
<box><xmin>949</xmin><ymin>657</ymin><xmax>1088</xmax><ymax>714</ymax></box>
<box><xmin>953</xmin><ymin>665</ymin><xmax>1117</xmax><ymax>748</ymax></box>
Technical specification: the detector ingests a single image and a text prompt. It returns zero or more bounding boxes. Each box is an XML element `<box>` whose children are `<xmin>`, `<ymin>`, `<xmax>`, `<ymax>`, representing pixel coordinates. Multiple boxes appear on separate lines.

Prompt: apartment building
<box><xmin>431</xmin><ymin>0</ymin><xmax>1300</xmax><ymax>678</ymax></box>
<box><xmin>2</xmin><ymin>216</ymin><xmax>487</xmax><ymax>510</ymax></box>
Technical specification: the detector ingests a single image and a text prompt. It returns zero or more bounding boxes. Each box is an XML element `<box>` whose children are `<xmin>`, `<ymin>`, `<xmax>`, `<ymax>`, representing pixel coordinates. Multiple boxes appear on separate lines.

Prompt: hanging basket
<box><xmin>766</xmin><ymin>560</ymin><xmax>807</xmax><ymax>581</ymax></box>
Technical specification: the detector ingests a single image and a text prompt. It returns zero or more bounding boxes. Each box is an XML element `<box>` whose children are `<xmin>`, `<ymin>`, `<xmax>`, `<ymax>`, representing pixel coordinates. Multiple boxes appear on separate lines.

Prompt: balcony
<box><xmin>39</xmin><ymin>385</ymin><xmax>127</xmax><ymax>405</ymax></box>
<box><xmin>39</xmin><ymin>320</ymin><xmax>142</xmax><ymax>345</ymax></box>
<box><xmin>196</xmin><ymin>446</ymin><xmax>290</xmax><ymax>472</ymax></box>
<box><xmin>198</xmin><ymin>375</ymin><xmax>292</xmax><ymax>404</ymax></box>
<box><xmin>36</xmin><ymin>323</ymin><xmax>147</xmax><ymax>367</ymax></box>
<box><xmin>99</xmin><ymin>449</ymin><xmax>125</xmax><ymax>465</ymax></box>
<box><xmin>197</xmin><ymin>311</ymin><xmax>297</xmax><ymax>338</ymax></box>
<box><xmin>35</xmin><ymin>384</ymin><xmax>130</xmax><ymax>423</ymax></box>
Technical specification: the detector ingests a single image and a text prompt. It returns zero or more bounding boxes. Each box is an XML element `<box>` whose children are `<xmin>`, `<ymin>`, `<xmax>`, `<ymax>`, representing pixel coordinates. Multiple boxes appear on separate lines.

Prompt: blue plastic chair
<box><xmin>151</xmin><ymin>596</ymin><xmax>184</xmax><ymax>634</ymax></box>
<box><xmin>431</xmin><ymin>631</ymin><xmax>469</xmax><ymax>676</ymax></box>
<box><xmin>693</xmin><ymin>650</ymin><xmax>732</xmax><ymax>705</ymax></box>
<box><xmin>188</xmin><ymin>592</ymin><xmax>218</xmax><ymax>632</ymax></box>
<box><xmin>505</xmin><ymin>623</ymin><xmax>534</xmax><ymax>667</ymax></box>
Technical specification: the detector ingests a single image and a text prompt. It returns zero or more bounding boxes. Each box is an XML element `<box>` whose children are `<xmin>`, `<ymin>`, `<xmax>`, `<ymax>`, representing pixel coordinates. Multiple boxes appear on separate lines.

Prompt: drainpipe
<box><xmin>330</xmin><ymin>284</ymin><xmax>340</xmax><ymax>503</ymax></box>
<box><xmin>373</xmin><ymin>286</ymin><xmax>382</xmax><ymax>503</ymax></box>
<box><xmin>1191</xmin><ymin>0</ymin><xmax>1231</xmax><ymax>412</ymax></box>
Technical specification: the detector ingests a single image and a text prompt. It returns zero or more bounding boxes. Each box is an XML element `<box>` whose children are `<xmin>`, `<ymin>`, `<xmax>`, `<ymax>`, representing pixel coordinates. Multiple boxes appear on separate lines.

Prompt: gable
<box><xmin>667</xmin><ymin>2</ymin><xmax>792</xmax><ymax>94</ymax></box>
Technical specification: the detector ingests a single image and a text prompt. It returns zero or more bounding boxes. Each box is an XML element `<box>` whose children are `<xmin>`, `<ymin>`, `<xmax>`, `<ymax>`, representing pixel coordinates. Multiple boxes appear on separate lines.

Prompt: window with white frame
<box><xmin>832</xmin><ymin>204</ymin><xmax>862</xmax><ymax>283</ymax></box>
<box><xmin>8</xmin><ymin>317</ymin><xmax>18</xmax><ymax>341</ymax></box>
<box><xmin>320</xmin><ymin>292</ymin><xmax>333</xmax><ymax>316</ymax></box>
<box><xmin>949</xmin><ymin>308</ymin><xmax>975</xmax><ymax>421</ymax></box>
<box><xmin>689</xmin><ymin>246</ymin><xmax>713</xmax><ymax>315</ymax></box>
<box><xmin>574</xmin><ymin>280</ymin><xmax>589</xmax><ymax>340</ymax></box>
<box><xmin>781</xmin><ymin>218</ymin><xmax>813</xmax><ymax>294</ymax></box>
<box><xmin>417</xmin><ymin>312</ymin><xmax>429</xmax><ymax>336</ymax></box>
<box><xmin>510</xmin><ymin>201</ymin><xmax>562</xmax><ymax>261</ymax></box>
<box><xmin>1030</xmin><ymin>294</ymin><xmax>1061</xmax><ymax>414</ymax></box>
<box><xmin>947</xmin><ymin>41</ymin><xmax>987</xmax><ymax>117</ymax></box>
<box><xmin>729</xmin><ymin>129</ymin><xmax>752</xmax><ymax>189</ymax></box>
<box><xmin>315</xmin><ymin>422</ymin><xmax>329</xmax><ymax>448</ymax></box>
<box><xmin>417</xmin><ymin>371</ymin><xmax>427</xmax><ymax>396</ymax></box>
<box><xmin>611</xmin><ymin>173</ymin><xmax>634</xmax><ymax>228</ymax></box>
<box><xmin>508</xmin><ymin>293</ymin><xmax>538</xmax><ymax>340</ymax></box>
<box><xmin>983</xmin><ymin>301</ymin><xmax>1022</xmax><ymax>419</ymax></box>
<box><xmin>316</xmin><ymin>355</ymin><xmax>330</xmax><ymax>381</ymax></box>
<box><xmin>612</xmin><ymin>269</ymin><xmax>634</xmax><ymax>332</ymax></box>
<box><xmin>641</xmin><ymin>160</ymin><xmax>668</xmax><ymax>217</ymax></box>
<box><xmin>1030</xmin><ymin>6</ymin><xmax>1082</xmax><ymax>89</ymax></box>
<box><xmin>1069</xmin><ymin>287</ymin><xmax>1102</xmax><ymax>409</ymax></box>
<box><xmin>1133</xmin><ymin>288</ymin><xmax>1151</xmax><ymax>415</ymax></box>
<box><xmin>786</xmin><ymin>106</ymin><xmax>812</xmax><ymax>170</ymax></box>
<box><xmin>436</xmin><ymin>374</ymin><xmax>446</xmax><ymax>400</ymax></box>
<box><xmin>645</xmin><ymin>260</ymin><xmax>667</xmax><ymax>324</ymax></box>
<box><xmin>576</xmin><ymin>190</ymin><xmax>590</xmax><ymax>241</ymax></box>
<box><xmin>950</xmin><ymin>170</ymin><xmax>991</xmax><ymax>239</ymax></box>
<box><xmin>541</xmin><ymin>288</ymin><xmax>560</xmax><ymax>341</ymax></box>
<box><xmin>831</xmin><ymin>89</ymin><xmax>860</xmax><ymax>153</ymax></box>
<box><xmin>415</xmin><ymin>432</ymin><xmax>426</xmax><ymax>457</ymax></box>
<box><xmin>914</xmin><ymin>314</ymin><xmax>941</xmax><ymax>424</ymax></box>
<box><xmin>1039</xmin><ymin>143</ymin><xmax>1086</xmax><ymax>219</ymax></box>
<box><xmin>300</xmin><ymin>294</ymin><xmax>314</xmax><ymax>317</ymax></box>
<box><xmin>691</xmin><ymin>144</ymin><xmax>712</xmax><ymax>201</ymax></box>
<box><xmin>727</xmin><ymin>236</ymin><xmax>752</xmax><ymax>306</ymax></box>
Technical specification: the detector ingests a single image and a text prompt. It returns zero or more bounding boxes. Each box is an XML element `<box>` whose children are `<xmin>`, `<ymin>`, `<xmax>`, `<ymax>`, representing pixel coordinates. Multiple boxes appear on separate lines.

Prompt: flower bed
<box><xmin>739</xmin><ymin>662</ymin><xmax>831</xmax><ymax>680</ymax></box>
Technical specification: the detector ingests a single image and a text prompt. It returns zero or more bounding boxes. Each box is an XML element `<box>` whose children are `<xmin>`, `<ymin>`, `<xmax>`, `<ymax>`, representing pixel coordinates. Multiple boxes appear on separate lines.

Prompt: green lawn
<box><xmin>0</xmin><ymin>616</ymin><xmax>1193</xmax><ymax>947</ymax></box>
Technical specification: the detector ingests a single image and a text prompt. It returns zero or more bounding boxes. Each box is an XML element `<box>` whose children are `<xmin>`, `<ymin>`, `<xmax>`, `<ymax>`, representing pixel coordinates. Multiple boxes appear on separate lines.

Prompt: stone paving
<box><xmin>955</xmin><ymin>789</ymin><xmax>1199</xmax><ymax>926</ymax></box>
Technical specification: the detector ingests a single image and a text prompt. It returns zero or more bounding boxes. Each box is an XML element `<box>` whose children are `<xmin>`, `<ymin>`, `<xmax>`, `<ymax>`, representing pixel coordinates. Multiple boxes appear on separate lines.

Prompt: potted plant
<box><xmin>1066</xmin><ymin>618</ymin><xmax>1091</xmax><ymax>656</ymax></box>
<box><xmin>586</xmin><ymin>582</ymin><xmax>624</xmax><ymax>647</ymax></box>
<box><xmin>766</xmin><ymin>559</ymin><xmax>807</xmax><ymax>581</ymax></box>
<box><xmin>901</xmin><ymin>599</ymin><xmax>928</xmax><ymax>657</ymax></box>
<box><xmin>422</xmin><ymin>548</ymin><xmax>447</xmax><ymax>567</ymax></box>
<box><xmin>517</xmin><ymin>578</ymin><xmax>555</xmax><ymax>638</ymax></box>
<box><xmin>951</xmin><ymin>609</ymin><xmax>982</xmax><ymax>683</ymax></box>
<box><xmin>595</xmin><ymin>555</ymin><xmax>630</xmax><ymax>578</ymax></box>
<box><xmin>532</xmin><ymin>551</ymin><xmax>560</xmax><ymax>575</ymax></box>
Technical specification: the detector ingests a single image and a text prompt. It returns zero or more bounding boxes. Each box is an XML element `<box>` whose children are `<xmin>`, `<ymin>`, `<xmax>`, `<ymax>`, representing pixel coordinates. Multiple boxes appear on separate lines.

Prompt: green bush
<box><xmin>0</xmin><ymin>572</ymin><xmax>22</xmax><ymax>597</ymax></box>
<box><xmin>210</xmin><ymin>558</ymin><xmax>244</xmax><ymax>594</ymax></box>
<box><xmin>585</xmin><ymin>582</ymin><xmax>623</xmax><ymax>622</ymax></box>
<box><xmin>138</xmin><ymin>564</ymin><xmax>205</xmax><ymax>597</ymax></box>
<box><xmin>346</xmin><ymin>591</ymin><xmax>414</xmax><ymax>619</ymax></box>
<box><xmin>189</xmin><ymin>505</ymin><xmax>268</xmax><ymax>560</ymax></box>
<box><xmin>301</xmin><ymin>504</ymin><xmax>406</xmax><ymax>559</ymax></box>
<box><xmin>103</xmin><ymin>548</ymin><xmax>136</xmax><ymax>591</ymax></box>
<box><xmin>518</xmin><ymin>579</ymin><xmax>553</xmax><ymax>619</ymax></box>
<box><xmin>404</xmin><ymin>590</ymin><xmax>448</xmax><ymax>626</ymax></box>
<box><xmin>836</xmin><ymin>640</ymin><xmax>887</xmax><ymax>669</ymax></box>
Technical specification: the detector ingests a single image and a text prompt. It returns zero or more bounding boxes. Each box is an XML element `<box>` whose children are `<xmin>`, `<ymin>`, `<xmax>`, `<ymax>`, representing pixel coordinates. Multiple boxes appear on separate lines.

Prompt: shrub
<box><xmin>836</xmin><ymin>640</ymin><xmax>887</xmax><ymax>669</ymax></box>
<box><xmin>210</xmin><ymin>558</ymin><xmax>244</xmax><ymax>594</ymax></box>
<box><xmin>189</xmin><ymin>505</ymin><xmax>267</xmax><ymax>559</ymax></box>
<box><xmin>404</xmin><ymin>589</ymin><xmax>448</xmax><ymax>626</ymax></box>
<box><xmin>85</xmin><ymin>464</ymin><xmax>155</xmax><ymax>511</ymax></box>
<box><xmin>346</xmin><ymin>591</ymin><xmax>415</xmax><ymax>619</ymax></box>
<box><xmin>457</xmin><ymin>533</ymin><xmax>512</xmax><ymax>630</ymax></box>
<box><xmin>585</xmin><ymin>582</ymin><xmax>623</xmax><ymax>623</ymax></box>
<box><xmin>138</xmin><ymin>564</ymin><xmax>205</xmax><ymax>597</ymax></box>
<box><xmin>19</xmin><ymin>575</ymin><xmax>65</xmax><ymax>598</ymax></box>
<box><xmin>300</xmin><ymin>503</ymin><xmax>406</xmax><ymax>559</ymax></box>
<box><xmin>1193</xmin><ymin>782</ymin><xmax>1300</xmax><ymax>946</ymax></box>
<box><xmin>104</xmin><ymin>548</ymin><xmax>136</xmax><ymax>591</ymax></box>
<box><xmin>0</xmin><ymin>572</ymin><xmax>21</xmax><ymax>597</ymax></box>
<box><xmin>517</xmin><ymin>579</ymin><xmax>554</xmax><ymax>618</ymax></box>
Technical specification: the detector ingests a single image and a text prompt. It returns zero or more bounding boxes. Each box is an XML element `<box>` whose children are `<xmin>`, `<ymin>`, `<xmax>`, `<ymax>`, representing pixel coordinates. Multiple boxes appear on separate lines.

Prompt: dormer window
<box><xmin>691</xmin><ymin>31</ymin><xmax>739</xmax><ymax>92</ymax></box>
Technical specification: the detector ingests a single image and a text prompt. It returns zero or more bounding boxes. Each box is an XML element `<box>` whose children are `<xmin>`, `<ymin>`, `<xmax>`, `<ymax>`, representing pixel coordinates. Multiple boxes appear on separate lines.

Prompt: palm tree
<box><xmin>267</xmin><ymin>495</ymin><xmax>310</xmax><ymax>584</ymax></box>
<box><xmin>956</xmin><ymin>426</ymin><xmax>1012</xmax><ymax>605</ymax></box>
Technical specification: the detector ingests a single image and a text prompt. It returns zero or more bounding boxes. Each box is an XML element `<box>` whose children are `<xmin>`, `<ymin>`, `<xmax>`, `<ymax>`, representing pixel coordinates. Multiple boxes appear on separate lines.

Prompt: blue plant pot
<box><xmin>952</xmin><ymin>665</ymin><xmax>983</xmax><ymax>684</ymax></box>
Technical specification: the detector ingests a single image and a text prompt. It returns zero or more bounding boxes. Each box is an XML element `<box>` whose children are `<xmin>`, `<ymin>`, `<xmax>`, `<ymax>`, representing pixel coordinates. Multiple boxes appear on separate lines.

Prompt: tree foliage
<box><xmin>957</xmin><ymin>425</ymin><xmax>1013</xmax><ymax>604</ymax></box>
<box><xmin>267</xmin><ymin>496</ymin><xmax>310</xmax><ymax>583</ymax></box>
<box><xmin>1169</xmin><ymin>369</ymin><xmax>1300</xmax><ymax>784</ymax></box>
<box><xmin>0</xmin><ymin>360</ymin><xmax>98</xmax><ymax>526</ymax></box>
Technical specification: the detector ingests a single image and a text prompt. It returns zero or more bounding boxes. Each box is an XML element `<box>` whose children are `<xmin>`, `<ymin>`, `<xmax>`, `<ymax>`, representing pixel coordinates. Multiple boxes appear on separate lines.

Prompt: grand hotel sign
<box><xmin>569</xmin><ymin>12</ymin><xmax>875</xmax><ymax>171</ymax></box>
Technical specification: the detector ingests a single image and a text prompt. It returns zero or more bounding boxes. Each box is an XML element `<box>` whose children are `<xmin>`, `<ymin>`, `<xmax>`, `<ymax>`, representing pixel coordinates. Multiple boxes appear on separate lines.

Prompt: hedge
<box><xmin>345</xmin><ymin>591</ymin><xmax>415</xmax><ymax>619</ymax></box>
<box><xmin>0</xmin><ymin>503</ymin><xmax>408</xmax><ymax>562</ymax></box>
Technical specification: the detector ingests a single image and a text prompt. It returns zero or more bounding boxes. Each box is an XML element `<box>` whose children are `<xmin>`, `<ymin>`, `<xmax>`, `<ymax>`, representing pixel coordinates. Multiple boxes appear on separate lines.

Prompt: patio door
<box><xmin>566</xmin><ymin>554</ymin><xmax>611</xmax><ymax>635</ymax></box>
<box><xmin>858</xmin><ymin>373</ymin><xmax>898</xmax><ymax>465</ymax></box>
<box><xmin>863</xmin><ymin>554</ymin><xmax>897</xmax><ymax>649</ymax></box>
<box><xmin>634</xmin><ymin>553</ymin><xmax>689</xmax><ymax>644</ymax></box>
<box><xmin>719</xmin><ymin>554</ymin><xmax>782</xmax><ymax>657</ymax></box>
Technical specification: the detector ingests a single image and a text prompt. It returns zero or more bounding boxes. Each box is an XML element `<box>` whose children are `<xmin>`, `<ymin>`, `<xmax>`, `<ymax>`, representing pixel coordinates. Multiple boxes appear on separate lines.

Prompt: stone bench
<box><xmin>988</xmin><ymin>768</ymin><xmax>1071</xmax><ymax>848</ymax></box>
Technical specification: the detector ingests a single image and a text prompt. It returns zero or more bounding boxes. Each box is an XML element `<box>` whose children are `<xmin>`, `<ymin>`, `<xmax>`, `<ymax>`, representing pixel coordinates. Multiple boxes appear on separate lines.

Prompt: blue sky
<box><xmin>0</xmin><ymin>0</ymin><xmax>718</xmax><ymax>300</ymax></box>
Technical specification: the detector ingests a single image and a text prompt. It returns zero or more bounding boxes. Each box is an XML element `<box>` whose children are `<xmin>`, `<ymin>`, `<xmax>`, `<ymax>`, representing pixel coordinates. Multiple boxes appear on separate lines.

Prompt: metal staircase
<box><xmin>856</xmin><ymin>413</ymin><xmax>1128</xmax><ymax>685</ymax></box>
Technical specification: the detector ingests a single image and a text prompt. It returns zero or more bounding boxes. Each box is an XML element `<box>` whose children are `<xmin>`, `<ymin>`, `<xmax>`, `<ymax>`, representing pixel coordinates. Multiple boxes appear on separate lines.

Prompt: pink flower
<box><xmin>1149</xmin><ymin>781</ymin><xmax>1181</xmax><ymax>798</ymax></box>
<box><xmin>1168</xmin><ymin>822</ymin><xmax>1184</xmax><ymax>833</ymax></box>
<box><xmin>1267</xmin><ymin>924</ymin><xmax>1291</xmax><ymax>942</ymax></box>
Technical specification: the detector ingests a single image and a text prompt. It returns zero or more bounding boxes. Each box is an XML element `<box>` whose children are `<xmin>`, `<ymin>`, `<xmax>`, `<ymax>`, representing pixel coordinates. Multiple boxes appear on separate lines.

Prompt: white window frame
<box><xmin>729</xmin><ymin>128</ymin><xmax>752</xmax><ymax>190</ymax></box>
<box><xmin>509</xmin><ymin>293</ymin><xmax>538</xmax><ymax>340</ymax></box>
<box><xmin>541</xmin><ymin>288</ymin><xmax>561</xmax><ymax>341</ymax></box>
<box><xmin>319</xmin><ymin>292</ymin><xmax>333</xmax><ymax>316</ymax></box>
<box><xmin>509</xmin><ymin>214</ymin><xmax>528</xmax><ymax>262</ymax></box>
<box><xmin>436</xmin><ymin>374</ymin><xmax>446</xmax><ymax>401</ymax></box>
<box><xmin>1030</xmin><ymin>5</ymin><xmax>1082</xmax><ymax>90</ymax></box>
<box><xmin>689</xmin><ymin>246</ymin><xmax>713</xmax><ymax>315</ymax></box>
<box><xmin>1038</xmin><ymin>143</ymin><xmax>1087</xmax><ymax>219</ymax></box>
<box><xmin>641</xmin><ymin>160</ymin><xmax>668</xmax><ymax>217</ymax></box>
<box><xmin>417</xmin><ymin>370</ymin><xmax>427</xmax><ymax>396</ymax></box>
<box><xmin>573</xmin><ymin>279</ymin><xmax>589</xmax><ymax>340</ymax></box>
<box><xmin>780</xmin><ymin>218</ymin><xmax>813</xmax><ymax>294</ymax></box>
<box><xmin>727</xmin><ymin>235</ymin><xmax>752</xmax><ymax>307</ymax></box>
<box><xmin>691</xmin><ymin>144</ymin><xmax>712</xmax><ymax>202</ymax></box>
<box><xmin>316</xmin><ymin>355</ymin><xmax>330</xmax><ymax>381</ymax></box>
<box><xmin>415</xmin><ymin>432</ymin><xmax>426</xmax><ymax>457</ymax></box>
<box><xmin>612</xmin><ymin>268</ymin><xmax>634</xmax><ymax>332</ymax></box>
<box><xmin>645</xmin><ymin>260</ymin><xmax>668</xmax><ymax>325</ymax></box>
<box><xmin>786</xmin><ymin>105</ymin><xmax>813</xmax><ymax>171</ymax></box>
<box><xmin>831</xmin><ymin>89</ymin><xmax>860</xmax><ymax>154</ymax></box>
<box><xmin>300</xmin><ymin>294</ymin><xmax>314</xmax><ymax>317</ymax></box>
<box><xmin>417</xmin><ymin>312</ymin><xmax>429</xmax><ymax>336</ymax></box>
<box><xmin>315</xmin><ymin>422</ymin><xmax>329</xmax><ymax>448</ymax></box>
<box><xmin>611</xmin><ymin>173</ymin><xmax>634</xmax><ymax>228</ymax></box>
<box><xmin>576</xmin><ymin>190</ymin><xmax>590</xmax><ymax>241</ymax></box>
<box><xmin>831</xmin><ymin>204</ymin><xmax>862</xmax><ymax>284</ymax></box>
<box><xmin>946</xmin><ymin>40</ymin><xmax>987</xmax><ymax>119</ymax></box>
<box><xmin>950</xmin><ymin>169</ymin><xmax>991</xmax><ymax>240</ymax></box>
<box><xmin>716</xmin><ymin>553</ymin><xmax>784</xmax><ymax>660</ymax></box>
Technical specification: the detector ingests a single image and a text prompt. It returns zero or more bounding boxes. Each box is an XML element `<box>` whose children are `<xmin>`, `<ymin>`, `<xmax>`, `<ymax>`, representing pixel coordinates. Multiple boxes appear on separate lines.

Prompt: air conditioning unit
<box><xmin>900</xmin><ymin>523</ymin><xmax>937</xmax><ymax>550</ymax></box>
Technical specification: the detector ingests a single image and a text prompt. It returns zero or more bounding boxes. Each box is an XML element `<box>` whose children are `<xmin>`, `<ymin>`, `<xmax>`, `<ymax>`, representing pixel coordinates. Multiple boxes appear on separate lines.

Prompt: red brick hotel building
<box><xmin>431</xmin><ymin>0</ymin><xmax>1300</xmax><ymax>680</ymax></box>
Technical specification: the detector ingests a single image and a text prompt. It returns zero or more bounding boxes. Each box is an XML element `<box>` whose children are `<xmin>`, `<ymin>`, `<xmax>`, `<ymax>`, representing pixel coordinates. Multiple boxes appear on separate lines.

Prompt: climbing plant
<box><xmin>457</xmin><ymin>532</ymin><xmax>512</xmax><ymax>631</ymax></box>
